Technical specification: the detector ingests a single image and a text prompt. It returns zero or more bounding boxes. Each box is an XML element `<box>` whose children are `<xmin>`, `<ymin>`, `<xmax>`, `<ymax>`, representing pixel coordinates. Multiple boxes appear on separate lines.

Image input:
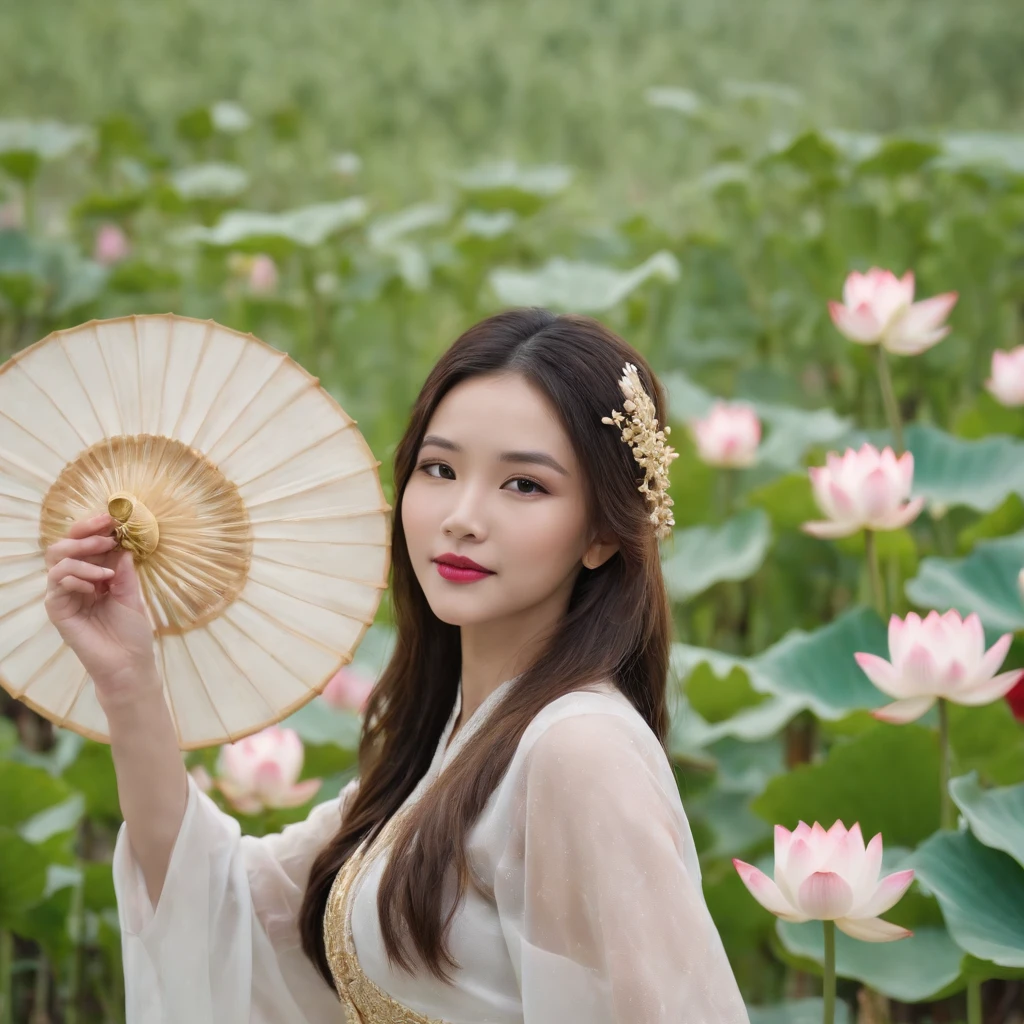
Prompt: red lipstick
<box><xmin>433</xmin><ymin>553</ymin><xmax>495</xmax><ymax>583</ymax></box>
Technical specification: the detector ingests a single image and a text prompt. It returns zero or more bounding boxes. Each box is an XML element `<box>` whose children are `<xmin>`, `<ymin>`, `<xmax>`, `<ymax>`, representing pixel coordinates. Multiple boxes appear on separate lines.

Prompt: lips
<box><xmin>432</xmin><ymin>553</ymin><xmax>495</xmax><ymax>584</ymax></box>
<box><xmin>433</xmin><ymin>554</ymin><xmax>494</xmax><ymax>573</ymax></box>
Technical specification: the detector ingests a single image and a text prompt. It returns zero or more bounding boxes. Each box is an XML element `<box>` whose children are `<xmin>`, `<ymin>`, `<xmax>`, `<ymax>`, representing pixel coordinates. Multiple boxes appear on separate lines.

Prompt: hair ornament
<box><xmin>601</xmin><ymin>362</ymin><xmax>679</xmax><ymax>541</ymax></box>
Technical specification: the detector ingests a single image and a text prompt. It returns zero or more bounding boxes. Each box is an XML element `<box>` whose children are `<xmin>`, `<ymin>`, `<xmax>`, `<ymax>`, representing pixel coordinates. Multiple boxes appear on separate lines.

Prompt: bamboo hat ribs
<box><xmin>0</xmin><ymin>315</ymin><xmax>392</xmax><ymax>750</ymax></box>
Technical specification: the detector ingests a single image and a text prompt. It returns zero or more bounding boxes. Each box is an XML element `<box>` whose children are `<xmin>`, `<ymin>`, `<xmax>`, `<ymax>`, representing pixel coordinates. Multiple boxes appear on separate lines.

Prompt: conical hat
<box><xmin>0</xmin><ymin>314</ymin><xmax>391</xmax><ymax>749</ymax></box>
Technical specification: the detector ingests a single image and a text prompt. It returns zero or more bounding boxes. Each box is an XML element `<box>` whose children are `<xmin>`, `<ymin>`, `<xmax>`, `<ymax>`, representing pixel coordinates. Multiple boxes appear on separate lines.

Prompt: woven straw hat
<box><xmin>0</xmin><ymin>315</ymin><xmax>391</xmax><ymax>749</ymax></box>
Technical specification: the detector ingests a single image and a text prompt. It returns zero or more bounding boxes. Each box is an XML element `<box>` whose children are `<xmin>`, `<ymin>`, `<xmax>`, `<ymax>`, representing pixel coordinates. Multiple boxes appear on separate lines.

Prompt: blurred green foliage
<box><xmin>2</xmin><ymin>1</ymin><xmax>1024</xmax><ymax>1019</ymax></box>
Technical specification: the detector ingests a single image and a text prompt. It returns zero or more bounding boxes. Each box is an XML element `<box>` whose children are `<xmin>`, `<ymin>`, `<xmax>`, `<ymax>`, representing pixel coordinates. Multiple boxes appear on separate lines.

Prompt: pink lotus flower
<box><xmin>214</xmin><ymin>725</ymin><xmax>321</xmax><ymax>814</ymax></box>
<box><xmin>802</xmin><ymin>443</ymin><xmax>925</xmax><ymax>539</ymax></box>
<box><xmin>734</xmin><ymin>821</ymin><xmax>914</xmax><ymax>942</ymax></box>
<box><xmin>985</xmin><ymin>347</ymin><xmax>1024</xmax><ymax>408</ymax></box>
<box><xmin>188</xmin><ymin>765</ymin><xmax>214</xmax><ymax>793</ymax></box>
<box><xmin>690</xmin><ymin>401</ymin><xmax>761</xmax><ymax>468</ymax></box>
<box><xmin>93</xmin><ymin>223</ymin><xmax>130</xmax><ymax>265</ymax></box>
<box><xmin>829</xmin><ymin>268</ymin><xmax>958</xmax><ymax>356</ymax></box>
<box><xmin>320</xmin><ymin>664</ymin><xmax>374</xmax><ymax>714</ymax></box>
<box><xmin>248</xmin><ymin>253</ymin><xmax>278</xmax><ymax>294</ymax></box>
<box><xmin>855</xmin><ymin>610</ymin><xmax>1018</xmax><ymax>724</ymax></box>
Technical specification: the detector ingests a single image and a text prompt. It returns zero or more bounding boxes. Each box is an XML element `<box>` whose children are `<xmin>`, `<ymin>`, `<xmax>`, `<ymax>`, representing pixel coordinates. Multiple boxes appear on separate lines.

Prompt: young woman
<box><xmin>44</xmin><ymin>308</ymin><xmax>750</xmax><ymax>1023</ymax></box>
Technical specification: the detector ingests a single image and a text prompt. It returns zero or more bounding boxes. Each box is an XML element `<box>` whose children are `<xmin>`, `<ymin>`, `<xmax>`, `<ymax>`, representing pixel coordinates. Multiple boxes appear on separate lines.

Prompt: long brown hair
<box><xmin>299</xmin><ymin>307</ymin><xmax>675</xmax><ymax>988</ymax></box>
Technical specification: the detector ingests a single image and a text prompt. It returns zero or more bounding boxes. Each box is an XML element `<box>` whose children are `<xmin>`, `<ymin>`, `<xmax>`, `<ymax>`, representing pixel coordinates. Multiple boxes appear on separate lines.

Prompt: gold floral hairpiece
<box><xmin>601</xmin><ymin>362</ymin><xmax>679</xmax><ymax>541</ymax></box>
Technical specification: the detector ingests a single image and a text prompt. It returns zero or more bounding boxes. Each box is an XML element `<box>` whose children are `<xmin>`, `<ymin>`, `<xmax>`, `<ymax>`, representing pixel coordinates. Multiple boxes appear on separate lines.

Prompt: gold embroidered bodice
<box><xmin>323</xmin><ymin>807</ymin><xmax>450</xmax><ymax>1024</ymax></box>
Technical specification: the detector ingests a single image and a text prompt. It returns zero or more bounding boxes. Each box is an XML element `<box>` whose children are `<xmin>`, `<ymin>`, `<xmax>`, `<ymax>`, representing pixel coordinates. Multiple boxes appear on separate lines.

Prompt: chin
<box><xmin>425</xmin><ymin>597</ymin><xmax>494</xmax><ymax>627</ymax></box>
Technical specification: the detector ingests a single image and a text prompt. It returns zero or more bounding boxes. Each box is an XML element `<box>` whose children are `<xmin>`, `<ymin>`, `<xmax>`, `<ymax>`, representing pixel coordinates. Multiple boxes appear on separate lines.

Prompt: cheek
<box><xmin>508</xmin><ymin>501</ymin><xmax>586</xmax><ymax>563</ymax></box>
<box><xmin>399</xmin><ymin>480</ymin><xmax>430</xmax><ymax>546</ymax></box>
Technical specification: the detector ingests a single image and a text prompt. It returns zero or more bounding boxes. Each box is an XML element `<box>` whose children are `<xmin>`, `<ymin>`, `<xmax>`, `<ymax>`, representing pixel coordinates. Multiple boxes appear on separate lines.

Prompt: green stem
<box><xmin>875</xmin><ymin>345</ymin><xmax>905</xmax><ymax>455</ymax></box>
<box><xmin>30</xmin><ymin>955</ymin><xmax>47</xmax><ymax>1024</ymax></box>
<box><xmin>966</xmin><ymin>977</ymin><xmax>982</xmax><ymax>1024</ymax></box>
<box><xmin>716</xmin><ymin>468</ymin><xmax>735</xmax><ymax>523</ymax></box>
<box><xmin>864</xmin><ymin>530</ymin><xmax>886</xmax><ymax>617</ymax></box>
<box><xmin>939</xmin><ymin>698</ymin><xmax>954</xmax><ymax>830</ymax></box>
<box><xmin>822</xmin><ymin>920</ymin><xmax>836</xmax><ymax>1024</ymax></box>
<box><xmin>0</xmin><ymin>929</ymin><xmax>12</xmax><ymax>1024</ymax></box>
<box><xmin>22</xmin><ymin>182</ymin><xmax>36</xmax><ymax>235</ymax></box>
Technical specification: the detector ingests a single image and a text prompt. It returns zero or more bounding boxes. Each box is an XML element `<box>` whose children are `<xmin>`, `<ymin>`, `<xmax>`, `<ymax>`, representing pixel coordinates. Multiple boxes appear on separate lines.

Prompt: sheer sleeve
<box><xmin>111</xmin><ymin>771</ymin><xmax>359</xmax><ymax>1024</ymax></box>
<box><xmin>493</xmin><ymin>707</ymin><xmax>749</xmax><ymax>1024</ymax></box>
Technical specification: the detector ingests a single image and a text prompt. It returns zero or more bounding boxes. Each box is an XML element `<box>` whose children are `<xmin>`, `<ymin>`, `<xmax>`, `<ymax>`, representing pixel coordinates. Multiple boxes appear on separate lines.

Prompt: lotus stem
<box><xmin>716</xmin><ymin>468</ymin><xmax>735</xmax><ymax>522</ymax></box>
<box><xmin>938</xmin><ymin>697</ymin><xmax>953</xmax><ymax>830</ymax></box>
<box><xmin>966</xmin><ymin>977</ymin><xmax>982</xmax><ymax>1024</ymax></box>
<box><xmin>822</xmin><ymin>919</ymin><xmax>836</xmax><ymax>1024</ymax></box>
<box><xmin>864</xmin><ymin>530</ymin><xmax>886</xmax><ymax>617</ymax></box>
<box><xmin>0</xmin><ymin>928</ymin><xmax>12</xmax><ymax>1024</ymax></box>
<box><xmin>874</xmin><ymin>345</ymin><xmax>905</xmax><ymax>455</ymax></box>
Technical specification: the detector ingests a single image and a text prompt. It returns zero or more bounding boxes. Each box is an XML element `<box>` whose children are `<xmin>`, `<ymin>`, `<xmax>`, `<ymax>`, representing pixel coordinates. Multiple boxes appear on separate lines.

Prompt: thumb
<box><xmin>108</xmin><ymin>548</ymin><xmax>146</xmax><ymax>615</ymax></box>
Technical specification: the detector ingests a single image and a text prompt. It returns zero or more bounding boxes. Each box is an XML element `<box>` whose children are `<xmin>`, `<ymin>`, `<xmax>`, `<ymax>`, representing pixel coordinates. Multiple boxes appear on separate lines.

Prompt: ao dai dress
<box><xmin>111</xmin><ymin>675</ymin><xmax>751</xmax><ymax>1023</ymax></box>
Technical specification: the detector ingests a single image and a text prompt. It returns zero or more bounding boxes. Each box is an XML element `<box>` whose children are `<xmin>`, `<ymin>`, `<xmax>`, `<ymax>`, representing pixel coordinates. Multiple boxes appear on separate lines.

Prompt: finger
<box><xmin>48</xmin><ymin>558</ymin><xmax>117</xmax><ymax>588</ymax></box>
<box><xmin>66</xmin><ymin>513</ymin><xmax>116</xmax><ymax>541</ymax></box>
<box><xmin>45</xmin><ymin>532</ymin><xmax>119</xmax><ymax>569</ymax></box>
<box><xmin>58</xmin><ymin>576</ymin><xmax>96</xmax><ymax>595</ymax></box>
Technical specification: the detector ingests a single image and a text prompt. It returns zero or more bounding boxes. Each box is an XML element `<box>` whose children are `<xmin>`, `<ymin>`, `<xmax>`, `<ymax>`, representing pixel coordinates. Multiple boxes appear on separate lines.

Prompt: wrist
<box><xmin>96</xmin><ymin>667</ymin><xmax>165</xmax><ymax>718</ymax></box>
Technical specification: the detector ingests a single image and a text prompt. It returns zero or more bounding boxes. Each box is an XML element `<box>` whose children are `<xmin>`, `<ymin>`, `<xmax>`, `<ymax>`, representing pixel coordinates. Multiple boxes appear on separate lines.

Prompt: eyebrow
<box><xmin>419</xmin><ymin>435</ymin><xmax>570</xmax><ymax>477</ymax></box>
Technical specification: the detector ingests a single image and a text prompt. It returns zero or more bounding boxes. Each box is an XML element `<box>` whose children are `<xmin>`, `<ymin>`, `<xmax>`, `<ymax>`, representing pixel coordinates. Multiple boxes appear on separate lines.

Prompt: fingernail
<box><xmin>103</xmin><ymin>567</ymin><xmax>115</xmax><ymax>576</ymax></box>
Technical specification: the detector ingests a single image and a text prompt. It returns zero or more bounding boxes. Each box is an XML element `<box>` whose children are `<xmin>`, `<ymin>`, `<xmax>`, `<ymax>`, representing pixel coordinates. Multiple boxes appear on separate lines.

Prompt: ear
<box><xmin>582</xmin><ymin>536</ymin><xmax>620</xmax><ymax>570</ymax></box>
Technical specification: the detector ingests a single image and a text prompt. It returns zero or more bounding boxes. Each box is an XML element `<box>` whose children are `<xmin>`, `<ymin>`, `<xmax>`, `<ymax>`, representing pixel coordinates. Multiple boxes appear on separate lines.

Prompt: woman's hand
<box><xmin>44</xmin><ymin>512</ymin><xmax>160</xmax><ymax>706</ymax></box>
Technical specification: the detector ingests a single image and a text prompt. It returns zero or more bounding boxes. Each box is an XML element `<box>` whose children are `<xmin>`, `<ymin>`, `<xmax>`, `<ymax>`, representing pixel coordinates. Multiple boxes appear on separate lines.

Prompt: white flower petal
<box><xmin>835</xmin><ymin>916</ymin><xmax>913</xmax><ymax>942</ymax></box>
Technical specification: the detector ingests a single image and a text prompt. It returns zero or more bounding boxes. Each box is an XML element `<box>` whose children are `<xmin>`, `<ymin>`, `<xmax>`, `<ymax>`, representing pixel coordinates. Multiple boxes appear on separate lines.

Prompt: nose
<box><xmin>439</xmin><ymin>480</ymin><xmax>489</xmax><ymax>540</ymax></box>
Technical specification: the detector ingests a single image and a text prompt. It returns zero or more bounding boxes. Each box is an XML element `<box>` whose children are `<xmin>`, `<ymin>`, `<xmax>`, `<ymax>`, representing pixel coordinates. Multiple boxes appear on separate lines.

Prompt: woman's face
<box><xmin>402</xmin><ymin>372</ymin><xmax>615</xmax><ymax>628</ymax></box>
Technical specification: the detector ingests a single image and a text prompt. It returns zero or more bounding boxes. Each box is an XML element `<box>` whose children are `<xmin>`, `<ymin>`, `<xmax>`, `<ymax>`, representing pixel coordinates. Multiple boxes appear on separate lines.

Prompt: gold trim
<box><xmin>324</xmin><ymin>809</ymin><xmax>450</xmax><ymax>1024</ymax></box>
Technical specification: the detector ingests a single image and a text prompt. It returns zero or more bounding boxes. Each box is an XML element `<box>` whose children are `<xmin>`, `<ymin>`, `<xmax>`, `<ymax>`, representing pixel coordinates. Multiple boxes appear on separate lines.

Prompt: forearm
<box><xmin>103</xmin><ymin>674</ymin><xmax>189</xmax><ymax>909</ymax></box>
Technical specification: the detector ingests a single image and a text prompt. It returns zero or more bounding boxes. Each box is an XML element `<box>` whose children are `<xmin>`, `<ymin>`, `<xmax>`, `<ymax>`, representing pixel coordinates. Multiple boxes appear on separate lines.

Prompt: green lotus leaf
<box><xmin>210</xmin><ymin>101</ymin><xmax>251</xmax><ymax>134</ymax></box>
<box><xmin>645</xmin><ymin>87</ymin><xmax>705</xmax><ymax>117</ymax></box>
<box><xmin>904</xmin><ymin>531</ymin><xmax>1024</xmax><ymax>633</ymax></box>
<box><xmin>178</xmin><ymin>197</ymin><xmax>369</xmax><ymax>250</ymax></box>
<box><xmin>662</xmin><ymin>510</ymin><xmax>772</xmax><ymax>601</ymax></box>
<box><xmin>0</xmin><ymin>828</ymin><xmax>49</xmax><ymax>921</ymax></box>
<box><xmin>0</xmin><ymin>761</ymin><xmax>73</xmax><ymax>828</ymax></box>
<box><xmin>367</xmin><ymin>202</ymin><xmax>451</xmax><ymax>249</ymax></box>
<box><xmin>0</xmin><ymin>119</ymin><xmax>92</xmax><ymax>183</ymax></box>
<box><xmin>672</xmin><ymin>606</ymin><xmax>891</xmax><ymax>727</ymax></box>
<box><xmin>752</xmin><ymin>723</ymin><xmax>941</xmax><ymax>846</ymax></box>
<box><xmin>488</xmin><ymin>251</ymin><xmax>679</xmax><ymax>313</ymax></box>
<box><xmin>453</xmin><ymin>160</ymin><xmax>571</xmax><ymax>202</ymax></box>
<box><xmin>170</xmin><ymin>162</ymin><xmax>249</xmax><ymax>200</ymax></box>
<box><xmin>747</xmin><ymin>999</ymin><xmax>850</xmax><ymax>1024</ymax></box>
<box><xmin>932</xmin><ymin>132</ymin><xmax>1024</xmax><ymax>176</ymax></box>
<box><xmin>949</xmin><ymin>772</ymin><xmax>1024</xmax><ymax>867</ymax></box>
<box><xmin>749</xmin><ymin>606</ymin><xmax>889</xmax><ymax>719</ymax></box>
<box><xmin>776</xmin><ymin>922</ymin><xmax>964</xmax><ymax>1002</ymax></box>
<box><xmin>909</xmin><ymin>829</ymin><xmax>1024</xmax><ymax>969</ymax></box>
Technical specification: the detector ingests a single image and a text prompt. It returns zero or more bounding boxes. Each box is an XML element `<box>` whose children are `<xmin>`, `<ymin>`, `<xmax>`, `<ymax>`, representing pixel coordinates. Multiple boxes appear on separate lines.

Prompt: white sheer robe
<box><xmin>112</xmin><ymin>676</ymin><xmax>750</xmax><ymax>1023</ymax></box>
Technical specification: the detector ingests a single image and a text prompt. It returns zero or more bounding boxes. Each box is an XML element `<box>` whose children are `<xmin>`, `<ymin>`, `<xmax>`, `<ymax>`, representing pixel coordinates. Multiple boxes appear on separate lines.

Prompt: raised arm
<box><xmin>113</xmin><ymin>768</ymin><xmax>359</xmax><ymax>1024</ymax></box>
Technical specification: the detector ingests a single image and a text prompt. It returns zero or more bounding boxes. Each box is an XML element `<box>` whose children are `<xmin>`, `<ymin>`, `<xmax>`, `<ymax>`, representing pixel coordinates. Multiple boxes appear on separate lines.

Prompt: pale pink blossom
<box><xmin>690</xmin><ymin>401</ymin><xmax>761</xmax><ymax>468</ymax></box>
<box><xmin>985</xmin><ymin>347</ymin><xmax>1024</xmax><ymax>408</ymax></box>
<box><xmin>0</xmin><ymin>200</ymin><xmax>23</xmax><ymax>230</ymax></box>
<box><xmin>855</xmin><ymin>610</ymin><xmax>1018</xmax><ymax>724</ymax></box>
<box><xmin>734</xmin><ymin>821</ymin><xmax>914</xmax><ymax>942</ymax></box>
<box><xmin>320</xmin><ymin>664</ymin><xmax>374</xmax><ymax>714</ymax></box>
<box><xmin>94</xmin><ymin>223</ymin><xmax>130</xmax><ymax>265</ymax></box>
<box><xmin>802</xmin><ymin>443</ymin><xmax>925</xmax><ymax>539</ymax></box>
<box><xmin>188</xmin><ymin>765</ymin><xmax>214</xmax><ymax>793</ymax></box>
<box><xmin>828</xmin><ymin>268</ymin><xmax>957</xmax><ymax>356</ymax></box>
<box><xmin>215</xmin><ymin>725</ymin><xmax>321</xmax><ymax>814</ymax></box>
<box><xmin>248</xmin><ymin>253</ymin><xmax>278</xmax><ymax>294</ymax></box>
